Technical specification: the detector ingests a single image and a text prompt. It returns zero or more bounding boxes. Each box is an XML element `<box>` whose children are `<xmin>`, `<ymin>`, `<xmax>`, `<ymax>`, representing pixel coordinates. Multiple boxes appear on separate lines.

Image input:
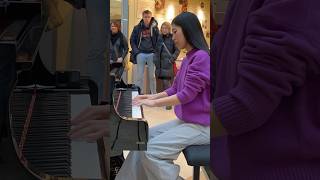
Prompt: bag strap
<box><xmin>162</xmin><ymin>42</ymin><xmax>172</xmax><ymax>57</ymax></box>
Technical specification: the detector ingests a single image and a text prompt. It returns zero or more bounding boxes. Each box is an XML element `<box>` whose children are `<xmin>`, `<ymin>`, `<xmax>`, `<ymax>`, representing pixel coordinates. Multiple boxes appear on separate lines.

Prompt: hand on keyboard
<box><xmin>69</xmin><ymin>105</ymin><xmax>111</xmax><ymax>141</ymax></box>
<box><xmin>71</xmin><ymin>105</ymin><xmax>110</xmax><ymax>125</ymax></box>
<box><xmin>132</xmin><ymin>98</ymin><xmax>157</xmax><ymax>107</ymax></box>
<box><xmin>68</xmin><ymin>120</ymin><xmax>110</xmax><ymax>142</ymax></box>
<box><xmin>132</xmin><ymin>94</ymin><xmax>155</xmax><ymax>102</ymax></box>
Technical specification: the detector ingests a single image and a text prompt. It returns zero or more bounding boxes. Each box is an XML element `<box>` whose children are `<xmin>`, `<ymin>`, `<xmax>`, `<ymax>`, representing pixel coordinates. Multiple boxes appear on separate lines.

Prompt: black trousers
<box><xmin>156</xmin><ymin>76</ymin><xmax>172</xmax><ymax>93</ymax></box>
<box><xmin>109</xmin><ymin>63</ymin><xmax>124</xmax><ymax>102</ymax></box>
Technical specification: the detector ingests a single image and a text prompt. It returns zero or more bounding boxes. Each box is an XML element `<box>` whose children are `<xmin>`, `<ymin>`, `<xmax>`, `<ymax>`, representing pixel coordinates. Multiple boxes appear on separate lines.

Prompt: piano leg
<box><xmin>97</xmin><ymin>138</ymin><xmax>110</xmax><ymax>180</ymax></box>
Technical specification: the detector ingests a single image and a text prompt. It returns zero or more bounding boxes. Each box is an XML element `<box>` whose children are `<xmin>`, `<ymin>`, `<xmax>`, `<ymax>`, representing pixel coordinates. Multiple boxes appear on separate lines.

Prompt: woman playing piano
<box><xmin>115</xmin><ymin>12</ymin><xmax>210</xmax><ymax>180</ymax></box>
<box><xmin>69</xmin><ymin>12</ymin><xmax>210</xmax><ymax>180</ymax></box>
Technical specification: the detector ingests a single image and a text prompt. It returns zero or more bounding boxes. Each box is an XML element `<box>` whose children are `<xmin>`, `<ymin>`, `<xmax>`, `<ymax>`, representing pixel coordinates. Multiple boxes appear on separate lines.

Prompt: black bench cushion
<box><xmin>183</xmin><ymin>145</ymin><xmax>210</xmax><ymax>166</ymax></box>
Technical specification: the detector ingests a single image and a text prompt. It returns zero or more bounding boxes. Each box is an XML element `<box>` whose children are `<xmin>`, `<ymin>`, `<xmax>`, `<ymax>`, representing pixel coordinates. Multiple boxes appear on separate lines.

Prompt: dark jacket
<box><xmin>129</xmin><ymin>17</ymin><xmax>159</xmax><ymax>64</ymax></box>
<box><xmin>110</xmin><ymin>31</ymin><xmax>129</xmax><ymax>63</ymax></box>
<box><xmin>154</xmin><ymin>34</ymin><xmax>180</xmax><ymax>78</ymax></box>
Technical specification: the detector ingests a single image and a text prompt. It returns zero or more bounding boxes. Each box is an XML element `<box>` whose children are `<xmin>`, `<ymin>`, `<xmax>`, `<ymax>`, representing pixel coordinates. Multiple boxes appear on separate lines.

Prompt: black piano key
<box><xmin>113</xmin><ymin>89</ymin><xmax>145</xmax><ymax>118</ymax></box>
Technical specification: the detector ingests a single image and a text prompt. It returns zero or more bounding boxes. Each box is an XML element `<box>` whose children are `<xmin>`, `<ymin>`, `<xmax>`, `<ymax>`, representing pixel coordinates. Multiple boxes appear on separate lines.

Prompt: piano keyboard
<box><xmin>132</xmin><ymin>91</ymin><xmax>142</xmax><ymax>119</ymax></box>
<box><xmin>113</xmin><ymin>89</ymin><xmax>143</xmax><ymax>119</ymax></box>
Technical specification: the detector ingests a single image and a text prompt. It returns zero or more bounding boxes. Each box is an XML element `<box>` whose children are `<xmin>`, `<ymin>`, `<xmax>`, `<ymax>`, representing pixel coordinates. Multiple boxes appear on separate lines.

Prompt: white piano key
<box><xmin>131</xmin><ymin>91</ymin><xmax>142</xmax><ymax>119</ymax></box>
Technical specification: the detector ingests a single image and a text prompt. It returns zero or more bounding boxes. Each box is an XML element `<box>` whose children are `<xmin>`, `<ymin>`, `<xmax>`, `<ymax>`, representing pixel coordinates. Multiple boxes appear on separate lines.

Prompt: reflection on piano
<box><xmin>10</xmin><ymin>88</ymin><xmax>72</xmax><ymax>177</ymax></box>
<box><xmin>0</xmin><ymin>0</ymin><xmax>47</xmax><ymax>71</ymax></box>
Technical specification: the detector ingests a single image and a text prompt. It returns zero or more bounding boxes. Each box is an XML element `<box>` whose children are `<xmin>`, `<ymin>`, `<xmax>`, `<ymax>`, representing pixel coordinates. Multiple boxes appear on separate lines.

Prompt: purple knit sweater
<box><xmin>165</xmin><ymin>49</ymin><xmax>210</xmax><ymax>126</ymax></box>
<box><xmin>212</xmin><ymin>0</ymin><xmax>320</xmax><ymax>179</ymax></box>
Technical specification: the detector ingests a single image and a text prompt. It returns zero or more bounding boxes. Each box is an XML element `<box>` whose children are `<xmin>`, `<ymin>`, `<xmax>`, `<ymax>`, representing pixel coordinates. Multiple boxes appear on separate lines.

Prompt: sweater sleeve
<box><xmin>214</xmin><ymin>0</ymin><xmax>320</xmax><ymax>135</ymax></box>
<box><xmin>176</xmin><ymin>52</ymin><xmax>210</xmax><ymax>104</ymax></box>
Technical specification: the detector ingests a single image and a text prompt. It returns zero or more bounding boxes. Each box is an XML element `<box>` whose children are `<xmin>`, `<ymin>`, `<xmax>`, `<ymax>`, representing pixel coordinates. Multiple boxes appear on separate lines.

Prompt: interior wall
<box><xmin>111</xmin><ymin>0</ymin><xmax>122</xmax><ymax>20</ymax></box>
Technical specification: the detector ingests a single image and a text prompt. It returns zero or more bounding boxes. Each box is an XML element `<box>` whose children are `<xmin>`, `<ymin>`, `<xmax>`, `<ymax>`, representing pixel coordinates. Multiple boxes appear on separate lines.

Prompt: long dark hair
<box><xmin>172</xmin><ymin>12</ymin><xmax>209</xmax><ymax>53</ymax></box>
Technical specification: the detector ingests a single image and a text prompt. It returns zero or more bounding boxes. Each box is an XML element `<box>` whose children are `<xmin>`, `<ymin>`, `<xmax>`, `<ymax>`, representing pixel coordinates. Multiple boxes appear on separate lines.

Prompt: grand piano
<box><xmin>0</xmin><ymin>1</ymin><xmax>148</xmax><ymax>179</ymax></box>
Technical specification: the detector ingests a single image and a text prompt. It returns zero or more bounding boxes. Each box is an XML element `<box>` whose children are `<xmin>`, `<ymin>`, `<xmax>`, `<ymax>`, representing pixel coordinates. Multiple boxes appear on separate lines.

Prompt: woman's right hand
<box><xmin>133</xmin><ymin>94</ymin><xmax>152</xmax><ymax>100</ymax></box>
<box><xmin>132</xmin><ymin>94</ymin><xmax>156</xmax><ymax>104</ymax></box>
<box><xmin>69</xmin><ymin>105</ymin><xmax>111</xmax><ymax>142</ymax></box>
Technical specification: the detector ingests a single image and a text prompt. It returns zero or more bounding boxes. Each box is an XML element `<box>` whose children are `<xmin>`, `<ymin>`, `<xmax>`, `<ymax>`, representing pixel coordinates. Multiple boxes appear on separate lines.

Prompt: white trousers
<box><xmin>115</xmin><ymin>119</ymin><xmax>210</xmax><ymax>180</ymax></box>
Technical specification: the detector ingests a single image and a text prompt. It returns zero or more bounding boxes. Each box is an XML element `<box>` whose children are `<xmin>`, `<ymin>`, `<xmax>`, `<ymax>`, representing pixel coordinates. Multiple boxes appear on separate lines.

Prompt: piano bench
<box><xmin>183</xmin><ymin>144</ymin><xmax>210</xmax><ymax>180</ymax></box>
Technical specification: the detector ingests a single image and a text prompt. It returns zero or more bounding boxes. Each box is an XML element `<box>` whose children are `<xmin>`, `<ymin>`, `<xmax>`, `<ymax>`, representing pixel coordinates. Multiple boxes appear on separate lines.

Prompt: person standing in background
<box><xmin>109</xmin><ymin>21</ymin><xmax>129</xmax><ymax>99</ymax></box>
<box><xmin>130</xmin><ymin>10</ymin><xmax>159</xmax><ymax>94</ymax></box>
<box><xmin>154</xmin><ymin>22</ymin><xmax>180</xmax><ymax>110</ymax></box>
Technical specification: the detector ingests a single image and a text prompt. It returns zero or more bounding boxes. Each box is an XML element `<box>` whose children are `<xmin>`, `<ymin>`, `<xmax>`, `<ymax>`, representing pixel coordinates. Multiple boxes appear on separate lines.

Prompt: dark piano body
<box><xmin>0</xmin><ymin>1</ymin><xmax>108</xmax><ymax>179</ymax></box>
<box><xmin>0</xmin><ymin>1</ymin><xmax>148</xmax><ymax>179</ymax></box>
